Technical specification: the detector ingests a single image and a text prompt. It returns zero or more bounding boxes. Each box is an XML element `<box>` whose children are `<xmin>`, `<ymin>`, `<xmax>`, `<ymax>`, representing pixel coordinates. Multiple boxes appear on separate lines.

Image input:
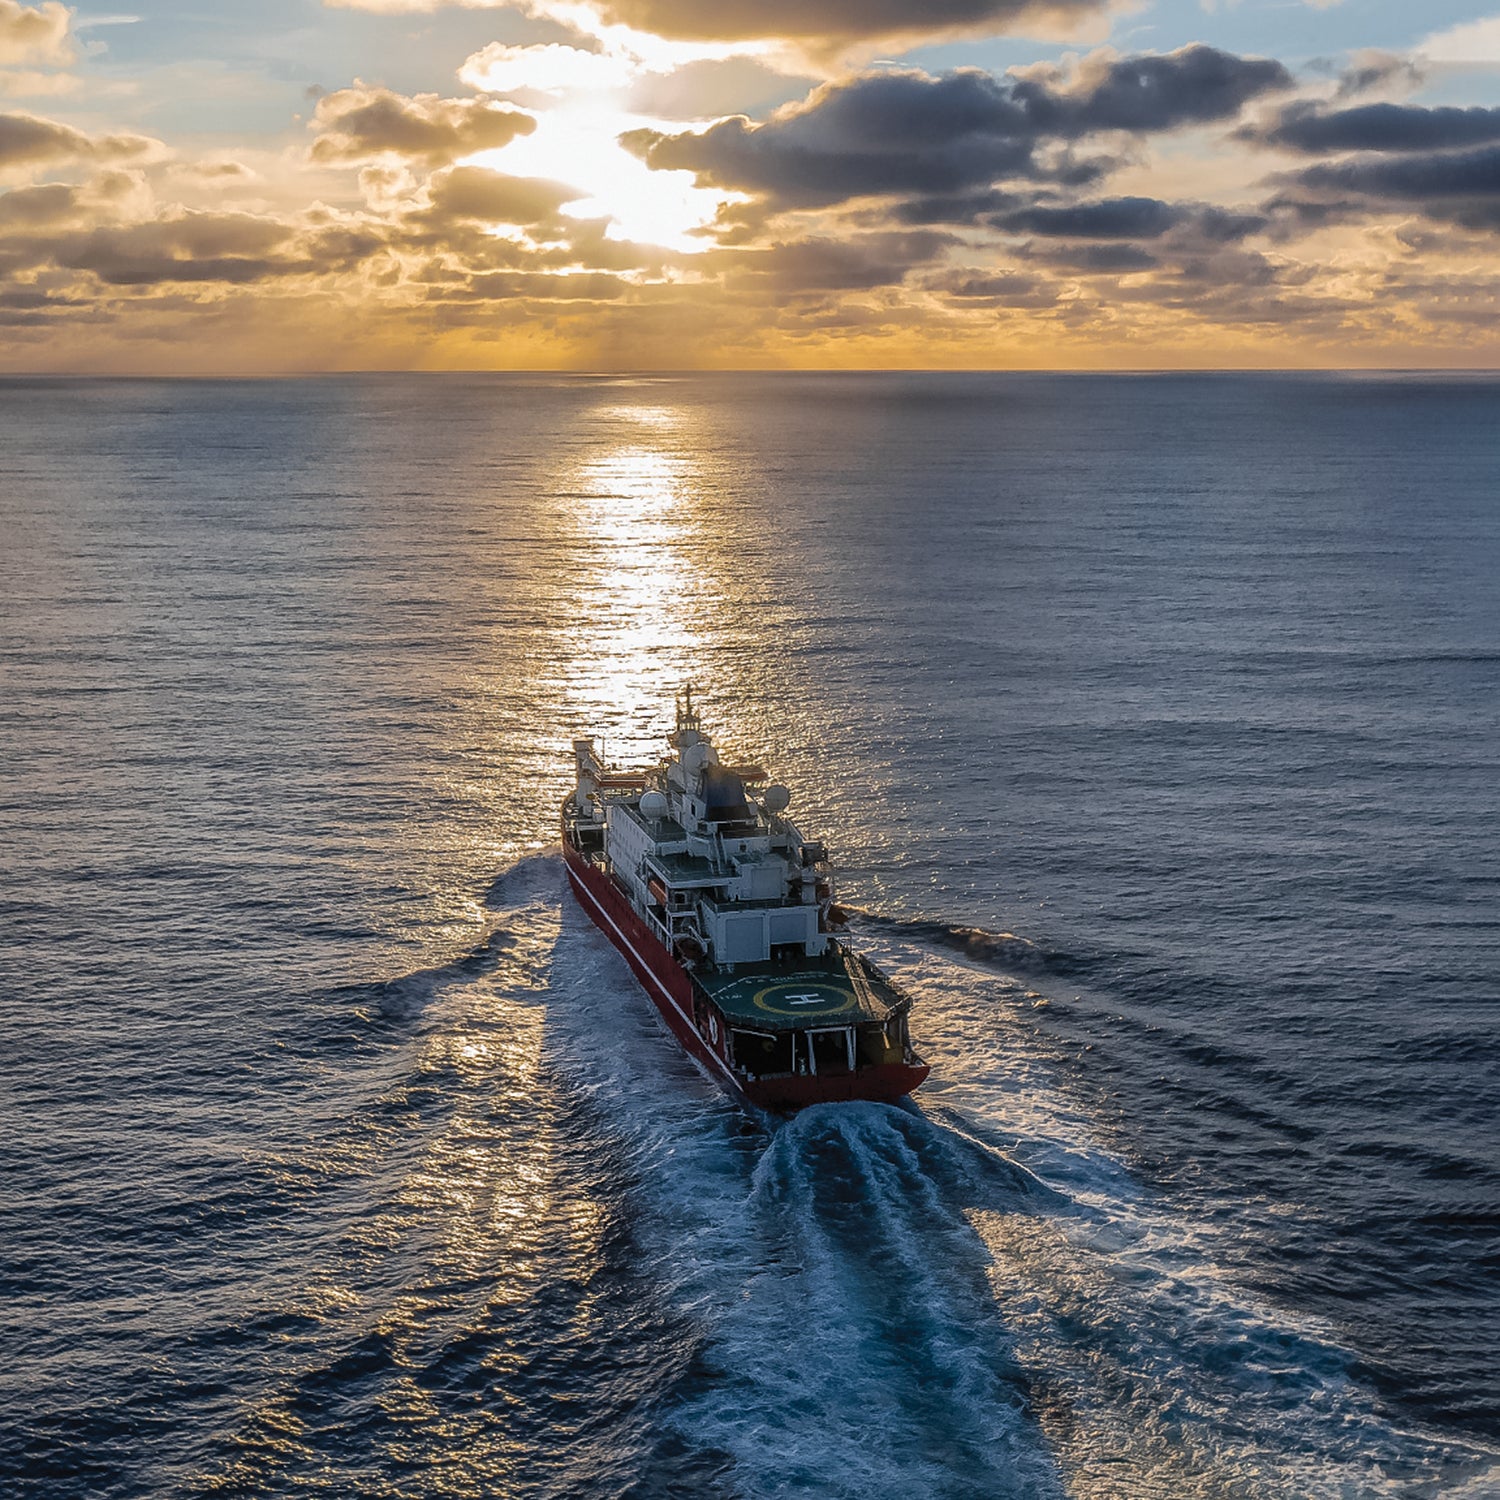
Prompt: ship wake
<box><xmin>197</xmin><ymin>857</ymin><xmax>1497</xmax><ymax>1500</ymax></box>
<box><xmin>639</xmin><ymin>924</ymin><xmax>1498</xmax><ymax>1500</ymax></box>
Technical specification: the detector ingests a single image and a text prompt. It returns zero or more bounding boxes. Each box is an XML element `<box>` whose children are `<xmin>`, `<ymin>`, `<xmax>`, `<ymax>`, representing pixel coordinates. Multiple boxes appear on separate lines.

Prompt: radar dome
<box><xmin>682</xmin><ymin>743</ymin><xmax>710</xmax><ymax>773</ymax></box>
<box><xmin>639</xmin><ymin>791</ymin><xmax>668</xmax><ymax>819</ymax></box>
<box><xmin>763</xmin><ymin>784</ymin><xmax>792</xmax><ymax>814</ymax></box>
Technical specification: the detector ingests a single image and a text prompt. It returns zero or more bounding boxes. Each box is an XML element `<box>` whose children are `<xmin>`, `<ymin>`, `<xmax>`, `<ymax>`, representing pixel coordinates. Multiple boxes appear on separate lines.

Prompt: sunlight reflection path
<box><xmin>549</xmin><ymin>405</ymin><xmax>721</xmax><ymax>765</ymax></box>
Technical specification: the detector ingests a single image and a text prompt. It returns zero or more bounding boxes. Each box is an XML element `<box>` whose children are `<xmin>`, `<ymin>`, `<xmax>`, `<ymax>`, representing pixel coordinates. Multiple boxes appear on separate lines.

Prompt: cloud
<box><xmin>327</xmin><ymin>0</ymin><xmax>1114</xmax><ymax>50</ymax></box>
<box><xmin>1013</xmin><ymin>44</ymin><xmax>1293</xmax><ymax>132</ymax></box>
<box><xmin>0</xmin><ymin>109</ymin><xmax>158</xmax><ymax>167</ymax></box>
<box><xmin>628</xmin><ymin>47</ymin><xmax>1292</xmax><ymax>209</ymax></box>
<box><xmin>996</xmin><ymin>195</ymin><xmax>1262</xmax><ymax>241</ymax></box>
<box><xmin>437</xmin><ymin>269</ymin><xmax>631</xmax><ymax>301</ymax></box>
<box><xmin>8</xmin><ymin>25</ymin><xmax>1500</xmax><ymax>370</ymax></box>
<box><xmin>423</xmin><ymin>164</ymin><xmax>581</xmax><ymax>224</ymax></box>
<box><xmin>57</xmin><ymin>210</ymin><xmax>301</xmax><ymax>284</ymax></box>
<box><xmin>1022</xmin><ymin>239</ymin><xmax>1157</xmax><ymax>270</ymax></box>
<box><xmin>1333</xmin><ymin>50</ymin><xmax>1423</xmax><ymax>101</ymax></box>
<box><xmin>927</xmin><ymin>267</ymin><xmax>1053</xmax><ymax>305</ymax></box>
<box><xmin>550</xmin><ymin>0</ymin><xmax>1110</xmax><ymax>47</ymax></box>
<box><xmin>1286</xmin><ymin>143</ymin><xmax>1500</xmax><ymax>229</ymax></box>
<box><xmin>0</xmin><ymin>1</ymin><xmax>71</xmax><ymax>67</ymax></box>
<box><xmin>1418</xmin><ymin>16</ymin><xmax>1500</xmax><ymax>66</ymax></box>
<box><xmin>0</xmin><ymin>67</ymin><xmax>81</xmax><ymax>97</ymax></box>
<box><xmin>459</xmin><ymin>41</ymin><xmax>633</xmax><ymax>99</ymax></box>
<box><xmin>309</xmin><ymin>85</ymin><xmax>534</xmax><ymax>166</ymax></box>
<box><xmin>0</xmin><ymin>176</ymin><xmax>78</xmax><ymax>224</ymax></box>
<box><xmin>625</xmin><ymin>56</ymin><xmax>812</xmax><ymax>121</ymax></box>
<box><xmin>169</xmin><ymin>159</ymin><xmax>260</xmax><ymax>185</ymax></box>
<box><xmin>1249</xmin><ymin>101</ymin><xmax>1500</xmax><ymax>155</ymax></box>
<box><xmin>732</xmin><ymin>229</ymin><xmax>958</xmax><ymax>291</ymax></box>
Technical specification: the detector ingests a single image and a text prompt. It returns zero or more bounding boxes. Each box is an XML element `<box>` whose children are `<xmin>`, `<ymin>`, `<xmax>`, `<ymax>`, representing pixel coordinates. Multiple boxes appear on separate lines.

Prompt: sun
<box><xmin>479</xmin><ymin>99</ymin><xmax>728</xmax><ymax>255</ymax></box>
<box><xmin>459</xmin><ymin>28</ymin><xmax>759</xmax><ymax>254</ymax></box>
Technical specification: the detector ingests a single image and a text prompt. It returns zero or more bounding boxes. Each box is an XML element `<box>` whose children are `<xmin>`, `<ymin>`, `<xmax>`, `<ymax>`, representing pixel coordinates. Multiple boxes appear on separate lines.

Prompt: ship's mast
<box><xmin>672</xmin><ymin>681</ymin><xmax>702</xmax><ymax>748</ymax></box>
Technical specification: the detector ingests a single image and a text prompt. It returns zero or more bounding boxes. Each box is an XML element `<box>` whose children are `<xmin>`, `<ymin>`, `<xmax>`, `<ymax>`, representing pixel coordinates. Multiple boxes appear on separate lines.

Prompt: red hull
<box><xmin>562</xmin><ymin>845</ymin><xmax>929</xmax><ymax>1111</ymax></box>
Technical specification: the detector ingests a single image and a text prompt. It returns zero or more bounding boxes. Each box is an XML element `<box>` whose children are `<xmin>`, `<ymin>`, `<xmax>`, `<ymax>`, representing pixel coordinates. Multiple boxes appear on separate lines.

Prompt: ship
<box><xmin>561</xmin><ymin>689</ymin><xmax>930</xmax><ymax>1111</ymax></box>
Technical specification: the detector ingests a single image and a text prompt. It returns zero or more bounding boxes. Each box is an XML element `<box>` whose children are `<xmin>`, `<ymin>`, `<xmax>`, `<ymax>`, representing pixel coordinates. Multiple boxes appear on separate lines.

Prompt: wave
<box><xmin>181</xmin><ymin>863</ymin><xmax>1499</xmax><ymax>1500</ymax></box>
<box><xmin>847</xmin><ymin>909</ymin><xmax>1070</xmax><ymax>975</ymax></box>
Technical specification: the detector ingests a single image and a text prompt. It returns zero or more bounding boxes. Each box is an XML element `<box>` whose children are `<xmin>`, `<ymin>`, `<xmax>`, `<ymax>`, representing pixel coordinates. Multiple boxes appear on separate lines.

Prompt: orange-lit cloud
<box><xmin>328</xmin><ymin>0</ymin><xmax>1116</xmax><ymax>50</ymax></box>
<box><xmin>309</xmin><ymin>86</ymin><xmax>536</xmax><ymax>165</ymax></box>
<box><xmin>2</xmin><ymin>0</ymin><xmax>1500</xmax><ymax>371</ymax></box>
<box><xmin>0</xmin><ymin>0</ymin><xmax>71</xmax><ymax>67</ymax></box>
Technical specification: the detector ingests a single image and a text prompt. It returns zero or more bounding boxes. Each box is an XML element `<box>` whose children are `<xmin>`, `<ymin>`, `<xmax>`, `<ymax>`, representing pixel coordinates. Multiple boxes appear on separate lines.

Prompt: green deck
<box><xmin>695</xmin><ymin>945</ymin><xmax>900</xmax><ymax>1031</ymax></box>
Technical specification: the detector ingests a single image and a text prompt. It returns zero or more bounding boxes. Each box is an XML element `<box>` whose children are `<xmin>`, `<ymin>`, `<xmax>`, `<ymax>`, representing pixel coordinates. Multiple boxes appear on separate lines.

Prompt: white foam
<box><xmin>455</xmin><ymin>864</ymin><xmax>1500</xmax><ymax>1498</ymax></box>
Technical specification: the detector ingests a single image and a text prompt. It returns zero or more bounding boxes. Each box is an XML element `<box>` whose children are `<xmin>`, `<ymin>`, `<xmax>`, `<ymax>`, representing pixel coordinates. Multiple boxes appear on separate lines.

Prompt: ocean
<box><xmin>2</xmin><ymin>371</ymin><xmax>1497</xmax><ymax>1498</ymax></box>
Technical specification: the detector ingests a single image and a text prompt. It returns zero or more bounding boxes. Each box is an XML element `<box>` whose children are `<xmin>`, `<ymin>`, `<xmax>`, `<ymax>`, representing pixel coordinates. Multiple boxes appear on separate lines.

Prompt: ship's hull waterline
<box><xmin>563</xmin><ymin>841</ymin><xmax>929</xmax><ymax>1112</ymax></box>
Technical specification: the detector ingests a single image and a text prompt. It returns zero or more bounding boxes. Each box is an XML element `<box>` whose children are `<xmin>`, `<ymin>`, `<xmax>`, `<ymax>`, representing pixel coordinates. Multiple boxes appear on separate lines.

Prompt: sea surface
<box><xmin>2</xmin><ymin>371</ymin><xmax>1498</xmax><ymax>1499</ymax></box>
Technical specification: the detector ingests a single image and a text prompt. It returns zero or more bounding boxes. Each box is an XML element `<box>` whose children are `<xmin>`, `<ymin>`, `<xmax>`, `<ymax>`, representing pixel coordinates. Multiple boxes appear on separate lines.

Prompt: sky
<box><xmin>5</xmin><ymin>0</ymin><xmax>1500</xmax><ymax>370</ymax></box>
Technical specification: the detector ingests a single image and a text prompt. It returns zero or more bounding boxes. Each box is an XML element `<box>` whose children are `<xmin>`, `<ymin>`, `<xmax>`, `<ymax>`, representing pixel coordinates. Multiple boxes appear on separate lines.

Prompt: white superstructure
<box><xmin>567</xmin><ymin>688</ymin><xmax>836</xmax><ymax>971</ymax></box>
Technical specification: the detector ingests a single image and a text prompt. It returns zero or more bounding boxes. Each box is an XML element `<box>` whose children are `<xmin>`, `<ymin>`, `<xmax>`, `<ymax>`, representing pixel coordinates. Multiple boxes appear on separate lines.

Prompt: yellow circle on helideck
<box><xmin>750</xmin><ymin>982</ymin><xmax>857</xmax><ymax>1018</ymax></box>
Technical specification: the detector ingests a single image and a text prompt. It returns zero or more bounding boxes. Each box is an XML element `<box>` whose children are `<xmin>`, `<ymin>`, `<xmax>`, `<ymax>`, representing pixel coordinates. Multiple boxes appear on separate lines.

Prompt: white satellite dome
<box><xmin>681</xmin><ymin>743</ymin><xmax>711</xmax><ymax>772</ymax></box>
<box><xmin>639</xmin><ymin>790</ymin><xmax>668</xmax><ymax>819</ymax></box>
<box><xmin>763</xmin><ymin>784</ymin><xmax>791</xmax><ymax>814</ymax></box>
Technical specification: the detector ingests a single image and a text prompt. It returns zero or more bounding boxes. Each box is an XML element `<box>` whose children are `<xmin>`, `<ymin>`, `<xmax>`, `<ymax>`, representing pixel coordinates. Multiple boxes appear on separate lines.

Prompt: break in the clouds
<box><xmin>6</xmin><ymin>0</ymin><xmax>1500</xmax><ymax>368</ymax></box>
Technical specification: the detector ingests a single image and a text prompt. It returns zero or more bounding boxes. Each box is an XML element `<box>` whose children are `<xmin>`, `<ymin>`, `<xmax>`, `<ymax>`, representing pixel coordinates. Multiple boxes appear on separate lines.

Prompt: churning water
<box><xmin>2</xmin><ymin>372</ymin><xmax>1497</xmax><ymax>1497</ymax></box>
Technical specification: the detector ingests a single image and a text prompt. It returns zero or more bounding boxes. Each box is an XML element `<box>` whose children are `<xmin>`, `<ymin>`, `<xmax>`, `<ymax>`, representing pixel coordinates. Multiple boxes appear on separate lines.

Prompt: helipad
<box><xmin>699</xmin><ymin>955</ymin><xmax>893</xmax><ymax>1030</ymax></box>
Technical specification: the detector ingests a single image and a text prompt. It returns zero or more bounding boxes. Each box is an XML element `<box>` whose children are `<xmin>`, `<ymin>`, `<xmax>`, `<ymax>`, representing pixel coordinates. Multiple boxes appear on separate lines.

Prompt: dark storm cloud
<box><xmin>753</xmin><ymin>230</ymin><xmax>956</xmax><ymax>290</ymax></box>
<box><xmin>888</xmin><ymin>188</ymin><xmax>1020</xmax><ymax>225</ymax></box>
<box><xmin>0</xmin><ymin>110</ymin><xmax>157</xmax><ymax>168</ymax></box>
<box><xmin>309</xmin><ymin>86</ymin><xmax>534</xmax><ymax>166</ymax></box>
<box><xmin>1250</xmin><ymin>102</ymin><xmax>1500</xmax><ymax>156</ymax></box>
<box><xmin>1015</xmin><ymin>45</ymin><xmax>1293</xmax><ymax>134</ymax></box>
<box><xmin>580</xmin><ymin>0</ymin><xmax>1106</xmax><ymax>46</ymax></box>
<box><xmin>1020</xmin><ymin>240</ymin><xmax>1159</xmax><ymax>270</ymax></box>
<box><xmin>1062</xmin><ymin>243</ymin><xmax>1158</xmax><ymax>271</ymax></box>
<box><xmin>998</xmin><ymin>195</ymin><xmax>1185</xmax><ymax>238</ymax></box>
<box><xmin>628</xmin><ymin>47</ymin><xmax>1292</xmax><ymax>209</ymax></box>
<box><xmin>624</xmin><ymin>71</ymin><xmax>1041</xmax><ymax>207</ymax></box>
<box><xmin>986</xmin><ymin>197</ymin><xmax>1275</xmax><ymax>290</ymax></box>
<box><xmin>991</xmin><ymin>196</ymin><xmax>1261</xmax><ymax>244</ymax></box>
<box><xmin>1285</xmin><ymin>144</ymin><xmax>1500</xmax><ymax>230</ymax></box>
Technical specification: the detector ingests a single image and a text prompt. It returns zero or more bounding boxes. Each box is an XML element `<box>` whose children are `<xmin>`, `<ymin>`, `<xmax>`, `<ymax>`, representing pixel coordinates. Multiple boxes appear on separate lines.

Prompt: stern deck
<box><xmin>694</xmin><ymin>945</ymin><xmax>903</xmax><ymax>1029</ymax></box>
